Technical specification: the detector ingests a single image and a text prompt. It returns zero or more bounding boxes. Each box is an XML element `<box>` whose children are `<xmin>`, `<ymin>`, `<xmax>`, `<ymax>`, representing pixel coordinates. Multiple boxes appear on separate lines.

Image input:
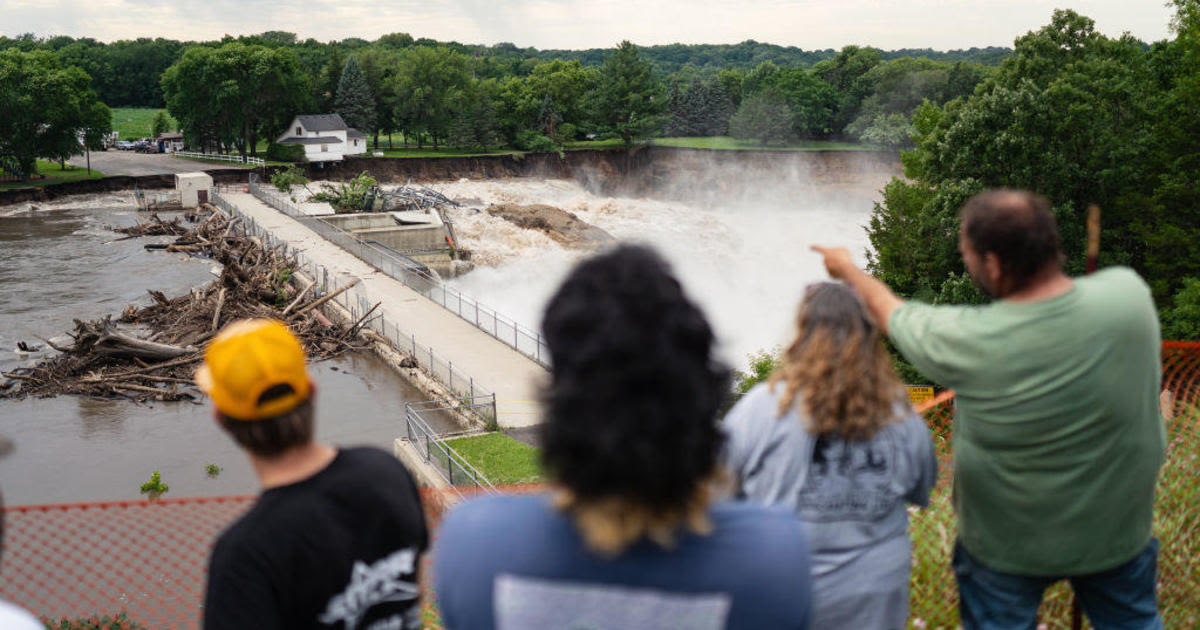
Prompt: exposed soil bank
<box><xmin>0</xmin><ymin>169</ymin><xmax>248</xmax><ymax>206</ymax></box>
<box><xmin>308</xmin><ymin>147</ymin><xmax>901</xmax><ymax>203</ymax></box>
<box><xmin>0</xmin><ymin>147</ymin><xmax>901</xmax><ymax>208</ymax></box>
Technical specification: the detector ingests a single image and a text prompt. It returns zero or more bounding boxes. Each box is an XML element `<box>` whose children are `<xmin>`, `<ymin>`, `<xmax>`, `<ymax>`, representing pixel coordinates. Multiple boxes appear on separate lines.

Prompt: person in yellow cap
<box><xmin>198</xmin><ymin>319</ymin><xmax>428</xmax><ymax>630</ymax></box>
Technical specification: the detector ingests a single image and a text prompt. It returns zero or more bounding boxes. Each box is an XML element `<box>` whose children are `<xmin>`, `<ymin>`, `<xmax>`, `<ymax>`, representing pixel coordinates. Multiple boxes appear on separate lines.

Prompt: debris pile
<box><xmin>1</xmin><ymin>207</ymin><xmax>366</xmax><ymax>403</ymax></box>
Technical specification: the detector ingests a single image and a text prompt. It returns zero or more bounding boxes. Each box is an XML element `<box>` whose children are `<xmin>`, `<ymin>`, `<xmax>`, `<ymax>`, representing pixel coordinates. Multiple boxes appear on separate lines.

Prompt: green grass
<box><xmin>0</xmin><ymin>159</ymin><xmax>106</xmax><ymax>190</ymax></box>
<box><xmin>442</xmin><ymin>432</ymin><xmax>544</xmax><ymax>486</ymax></box>
<box><xmin>564</xmin><ymin>136</ymin><xmax>885</xmax><ymax>152</ymax></box>
<box><xmin>368</xmin><ymin>147</ymin><xmax>524</xmax><ymax>158</ymax></box>
<box><xmin>110</xmin><ymin>107</ymin><xmax>176</xmax><ymax>141</ymax></box>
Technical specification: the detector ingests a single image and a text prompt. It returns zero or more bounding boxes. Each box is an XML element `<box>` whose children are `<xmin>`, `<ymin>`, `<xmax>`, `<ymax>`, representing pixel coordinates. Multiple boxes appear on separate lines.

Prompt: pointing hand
<box><xmin>811</xmin><ymin>245</ymin><xmax>855</xmax><ymax>280</ymax></box>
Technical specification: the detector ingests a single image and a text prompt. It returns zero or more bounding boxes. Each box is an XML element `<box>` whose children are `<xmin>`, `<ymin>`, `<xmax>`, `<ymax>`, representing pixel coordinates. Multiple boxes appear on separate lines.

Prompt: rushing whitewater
<box><xmin>436</xmin><ymin>177</ymin><xmax>881</xmax><ymax>367</ymax></box>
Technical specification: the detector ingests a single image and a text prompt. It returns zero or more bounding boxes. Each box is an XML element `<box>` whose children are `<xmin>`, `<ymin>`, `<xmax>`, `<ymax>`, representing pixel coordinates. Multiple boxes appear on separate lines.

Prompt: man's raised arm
<box><xmin>811</xmin><ymin>245</ymin><xmax>904</xmax><ymax>335</ymax></box>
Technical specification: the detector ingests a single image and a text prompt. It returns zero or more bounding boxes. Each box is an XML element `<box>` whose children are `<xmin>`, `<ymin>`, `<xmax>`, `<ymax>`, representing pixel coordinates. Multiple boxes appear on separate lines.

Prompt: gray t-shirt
<box><xmin>723</xmin><ymin>383</ymin><xmax>937</xmax><ymax>630</ymax></box>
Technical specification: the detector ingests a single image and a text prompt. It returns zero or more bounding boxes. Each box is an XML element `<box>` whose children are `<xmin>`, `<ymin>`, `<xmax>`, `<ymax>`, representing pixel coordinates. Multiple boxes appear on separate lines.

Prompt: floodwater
<box><xmin>438</xmin><ymin>166</ymin><xmax>898</xmax><ymax>366</ymax></box>
<box><xmin>0</xmin><ymin>196</ymin><xmax>450</xmax><ymax>505</ymax></box>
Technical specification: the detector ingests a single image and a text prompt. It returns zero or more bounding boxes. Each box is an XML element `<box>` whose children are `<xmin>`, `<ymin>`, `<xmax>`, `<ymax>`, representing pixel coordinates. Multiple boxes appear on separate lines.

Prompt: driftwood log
<box><xmin>2</xmin><ymin>206</ymin><xmax>368</xmax><ymax>403</ymax></box>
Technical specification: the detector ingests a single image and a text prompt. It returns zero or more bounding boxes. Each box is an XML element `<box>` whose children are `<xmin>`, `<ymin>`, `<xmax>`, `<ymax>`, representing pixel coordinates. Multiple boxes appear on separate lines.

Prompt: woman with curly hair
<box><xmin>434</xmin><ymin>244</ymin><xmax>813</xmax><ymax>630</ymax></box>
<box><xmin>723</xmin><ymin>282</ymin><xmax>937</xmax><ymax>630</ymax></box>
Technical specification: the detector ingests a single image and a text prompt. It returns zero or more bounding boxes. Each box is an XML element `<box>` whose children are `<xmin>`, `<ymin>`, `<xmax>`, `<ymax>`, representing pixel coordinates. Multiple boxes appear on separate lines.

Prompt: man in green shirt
<box><xmin>813</xmin><ymin>190</ymin><xmax>1165</xmax><ymax>629</ymax></box>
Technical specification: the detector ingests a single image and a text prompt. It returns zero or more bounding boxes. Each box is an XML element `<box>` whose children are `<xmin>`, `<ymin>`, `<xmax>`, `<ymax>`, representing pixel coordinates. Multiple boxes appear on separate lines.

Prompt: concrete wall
<box><xmin>357</xmin><ymin>225</ymin><xmax>447</xmax><ymax>253</ymax></box>
<box><xmin>321</xmin><ymin>213</ymin><xmax>398</xmax><ymax>231</ymax></box>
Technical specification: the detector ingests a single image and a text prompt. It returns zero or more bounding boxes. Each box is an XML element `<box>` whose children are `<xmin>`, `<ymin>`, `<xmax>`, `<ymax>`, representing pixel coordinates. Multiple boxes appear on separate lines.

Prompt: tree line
<box><xmin>867</xmin><ymin>4</ymin><xmax>1200</xmax><ymax>339</ymax></box>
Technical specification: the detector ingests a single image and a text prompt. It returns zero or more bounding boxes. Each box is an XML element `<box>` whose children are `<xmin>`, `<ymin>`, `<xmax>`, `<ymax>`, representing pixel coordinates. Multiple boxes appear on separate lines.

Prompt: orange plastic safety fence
<box><xmin>2</xmin><ymin>343</ymin><xmax>1197</xmax><ymax>630</ymax></box>
<box><xmin>909</xmin><ymin>341</ymin><xmax>1200</xmax><ymax>629</ymax></box>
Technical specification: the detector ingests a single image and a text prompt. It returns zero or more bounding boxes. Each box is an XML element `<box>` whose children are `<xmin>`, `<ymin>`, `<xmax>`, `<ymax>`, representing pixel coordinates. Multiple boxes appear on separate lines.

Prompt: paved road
<box><xmin>220</xmin><ymin>191</ymin><xmax>548</xmax><ymax>428</ymax></box>
<box><xmin>68</xmin><ymin>151</ymin><xmax>251</xmax><ymax>176</ymax></box>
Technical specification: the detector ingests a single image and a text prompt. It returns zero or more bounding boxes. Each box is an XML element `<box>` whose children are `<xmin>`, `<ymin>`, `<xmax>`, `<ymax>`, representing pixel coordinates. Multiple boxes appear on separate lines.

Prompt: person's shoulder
<box><xmin>1089</xmin><ymin>266</ymin><xmax>1151</xmax><ymax>293</ymax></box>
<box><xmin>710</xmin><ymin>502</ymin><xmax>808</xmax><ymax>556</ymax></box>
<box><xmin>443</xmin><ymin>494</ymin><xmax>550</xmax><ymax>534</ymax></box>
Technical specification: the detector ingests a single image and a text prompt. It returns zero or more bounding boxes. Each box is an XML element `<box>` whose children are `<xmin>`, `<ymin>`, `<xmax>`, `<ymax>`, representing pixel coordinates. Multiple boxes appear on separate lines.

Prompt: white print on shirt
<box><xmin>318</xmin><ymin>548</ymin><xmax>420</xmax><ymax>630</ymax></box>
<box><xmin>494</xmin><ymin>574</ymin><xmax>731</xmax><ymax>630</ymax></box>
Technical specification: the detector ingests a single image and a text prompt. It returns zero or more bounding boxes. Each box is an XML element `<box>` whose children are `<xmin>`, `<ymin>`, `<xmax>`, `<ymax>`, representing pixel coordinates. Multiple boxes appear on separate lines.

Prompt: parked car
<box><xmin>115</xmin><ymin>141</ymin><xmax>135</xmax><ymax>150</ymax></box>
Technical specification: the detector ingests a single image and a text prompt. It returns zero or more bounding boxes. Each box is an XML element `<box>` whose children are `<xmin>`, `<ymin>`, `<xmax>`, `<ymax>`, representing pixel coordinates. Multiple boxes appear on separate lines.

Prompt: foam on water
<box><xmin>434</xmin><ymin>177</ymin><xmax>881</xmax><ymax>366</ymax></box>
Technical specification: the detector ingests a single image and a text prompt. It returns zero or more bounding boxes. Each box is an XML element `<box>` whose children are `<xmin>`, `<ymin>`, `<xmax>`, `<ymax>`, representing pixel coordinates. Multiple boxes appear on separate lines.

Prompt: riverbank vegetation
<box><xmin>867</xmin><ymin>5</ymin><xmax>1200</xmax><ymax>339</ymax></box>
<box><xmin>0</xmin><ymin>160</ymin><xmax>106</xmax><ymax>191</ymax></box>
<box><xmin>2</xmin><ymin>29</ymin><xmax>1010</xmax><ymax>166</ymax></box>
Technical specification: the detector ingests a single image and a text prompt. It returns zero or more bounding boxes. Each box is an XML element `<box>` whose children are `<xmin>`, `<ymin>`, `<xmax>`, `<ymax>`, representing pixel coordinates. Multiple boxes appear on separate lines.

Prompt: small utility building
<box><xmin>175</xmin><ymin>172</ymin><xmax>213</xmax><ymax>208</ymax></box>
<box><xmin>275</xmin><ymin>114</ymin><xmax>368</xmax><ymax>162</ymax></box>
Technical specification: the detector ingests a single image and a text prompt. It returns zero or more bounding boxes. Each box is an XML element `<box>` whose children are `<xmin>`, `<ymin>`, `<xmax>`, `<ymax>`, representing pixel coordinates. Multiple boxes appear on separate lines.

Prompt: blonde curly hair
<box><xmin>769</xmin><ymin>282</ymin><xmax>905</xmax><ymax>440</ymax></box>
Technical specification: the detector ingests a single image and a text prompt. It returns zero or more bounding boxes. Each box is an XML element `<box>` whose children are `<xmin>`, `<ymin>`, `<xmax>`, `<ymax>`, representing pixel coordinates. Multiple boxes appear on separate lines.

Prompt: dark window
<box><xmin>295</xmin><ymin>126</ymin><xmax>302</xmax><ymax>135</ymax></box>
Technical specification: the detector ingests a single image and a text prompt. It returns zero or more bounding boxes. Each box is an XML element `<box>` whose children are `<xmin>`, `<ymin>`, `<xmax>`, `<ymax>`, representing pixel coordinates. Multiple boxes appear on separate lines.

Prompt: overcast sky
<box><xmin>0</xmin><ymin>0</ymin><xmax>1176</xmax><ymax>50</ymax></box>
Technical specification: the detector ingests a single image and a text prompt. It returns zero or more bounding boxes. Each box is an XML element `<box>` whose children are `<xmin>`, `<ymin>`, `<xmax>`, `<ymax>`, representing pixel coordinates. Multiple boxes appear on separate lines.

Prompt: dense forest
<box><xmin>0</xmin><ymin>33</ymin><xmax>1006</xmax><ymax>157</ymax></box>
<box><xmin>868</xmin><ymin>5</ymin><xmax>1200</xmax><ymax>341</ymax></box>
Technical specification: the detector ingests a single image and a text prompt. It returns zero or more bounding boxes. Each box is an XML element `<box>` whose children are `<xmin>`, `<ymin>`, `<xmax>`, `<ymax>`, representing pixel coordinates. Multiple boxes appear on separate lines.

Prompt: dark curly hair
<box><xmin>540</xmin><ymin>245</ymin><xmax>729</xmax><ymax>551</ymax></box>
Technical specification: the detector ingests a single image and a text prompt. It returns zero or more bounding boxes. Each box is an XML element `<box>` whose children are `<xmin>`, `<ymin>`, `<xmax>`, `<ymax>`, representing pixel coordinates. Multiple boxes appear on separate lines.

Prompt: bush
<box><xmin>513</xmin><ymin>129</ymin><xmax>557</xmax><ymax>153</ymax></box>
<box><xmin>270</xmin><ymin>164</ymin><xmax>308</xmax><ymax>192</ymax></box>
<box><xmin>311</xmin><ymin>171</ymin><xmax>378</xmax><ymax>213</ymax></box>
<box><xmin>139</xmin><ymin>470</ymin><xmax>168</xmax><ymax>499</ymax></box>
<box><xmin>1161</xmin><ymin>277</ymin><xmax>1200</xmax><ymax>341</ymax></box>
<box><xmin>265</xmin><ymin>142</ymin><xmax>306</xmax><ymax>163</ymax></box>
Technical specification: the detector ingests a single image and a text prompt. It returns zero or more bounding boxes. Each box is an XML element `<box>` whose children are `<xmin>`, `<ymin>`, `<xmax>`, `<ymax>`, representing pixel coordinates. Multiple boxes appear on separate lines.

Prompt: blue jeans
<box><xmin>952</xmin><ymin>539</ymin><xmax>1163</xmax><ymax>630</ymax></box>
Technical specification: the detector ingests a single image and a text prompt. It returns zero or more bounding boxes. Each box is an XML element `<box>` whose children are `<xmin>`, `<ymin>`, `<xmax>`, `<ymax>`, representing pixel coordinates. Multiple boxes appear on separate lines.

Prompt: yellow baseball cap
<box><xmin>195</xmin><ymin>319</ymin><xmax>312</xmax><ymax>421</ymax></box>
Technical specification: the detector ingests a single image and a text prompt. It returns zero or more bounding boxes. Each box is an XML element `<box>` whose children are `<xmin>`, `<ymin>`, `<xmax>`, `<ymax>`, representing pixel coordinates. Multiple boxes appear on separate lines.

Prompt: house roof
<box><xmin>347</xmin><ymin>128</ymin><xmax>366</xmax><ymax>138</ymax></box>
<box><xmin>296</xmin><ymin>114</ymin><xmax>349</xmax><ymax>132</ymax></box>
<box><xmin>279</xmin><ymin>136</ymin><xmax>343</xmax><ymax>145</ymax></box>
<box><xmin>156</xmin><ymin>132</ymin><xmax>184</xmax><ymax>140</ymax></box>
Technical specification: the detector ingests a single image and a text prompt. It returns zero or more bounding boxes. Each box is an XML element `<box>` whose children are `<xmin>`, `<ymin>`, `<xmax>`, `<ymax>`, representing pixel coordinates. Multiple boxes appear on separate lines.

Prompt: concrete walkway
<box><xmin>222</xmin><ymin>191</ymin><xmax>547</xmax><ymax>428</ymax></box>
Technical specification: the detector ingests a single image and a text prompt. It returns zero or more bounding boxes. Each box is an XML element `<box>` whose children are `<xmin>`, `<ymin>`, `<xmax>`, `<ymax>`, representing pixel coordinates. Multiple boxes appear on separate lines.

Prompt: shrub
<box><xmin>311</xmin><ymin>171</ymin><xmax>378</xmax><ymax>213</ymax></box>
<box><xmin>513</xmin><ymin>129</ymin><xmax>557</xmax><ymax>153</ymax></box>
<box><xmin>139</xmin><ymin>470</ymin><xmax>169</xmax><ymax>499</ymax></box>
<box><xmin>270</xmin><ymin>164</ymin><xmax>308</xmax><ymax>192</ymax></box>
<box><xmin>265</xmin><ymin>142</ymin><xmax>306</xmax><ymax>163</ymax></box>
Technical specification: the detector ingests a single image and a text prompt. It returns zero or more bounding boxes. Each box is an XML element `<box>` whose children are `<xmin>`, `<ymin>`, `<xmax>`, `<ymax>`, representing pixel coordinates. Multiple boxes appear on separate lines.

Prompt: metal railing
<box><xmin>248</xmin><ymin>173</ymin><xmax>551</xmax><ymax>367</ymax></box>
<box><xmin>211</xmin><ymin>190</ymin><xmax>498</xmax><ymax>425</ymax></box>
<box><xmin>404</xmin><ymin>398</ymin><xmax>499</xmax><ymax>497</ymax></box>
<box><xmin>177</xmin><ymin>151</ymin><xmax>265</xmax><ymax>166</ymax></box>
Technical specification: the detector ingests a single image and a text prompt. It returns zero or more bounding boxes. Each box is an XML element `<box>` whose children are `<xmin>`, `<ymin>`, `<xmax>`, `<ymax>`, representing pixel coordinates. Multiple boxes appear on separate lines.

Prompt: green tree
<box><xmin>151</xmin><ymin>110</ymin><xmax>171</xmax><ymax>136</ymax></box>
<box><xmin>0</xmin><ymin>49</ymin><xmax>108</xmax><ymax>178</ymax></box>
<box><xmin>1160</xmin><ymin>277</ymin><xmax>1200</xmax><ymax>340</ymax></box>
<box><xmin>334</xmin><ymin>55</ymin><xmax>377</xmax><ymax>135</ymax></box>
<box><xmin>162</xmin><ymin>43</ymin><xmax>309</xmax><ymax>158</ymax></box>
<box><xmin>728</xmin><ymin>90</ymin><xmax>794</xmax><ymax>145</ymax></box>
<box><xmin>592</xmin><ymin>41</ymin><xmax>666</xmax><ymax>149</ymax></box>
<box><xmin>388</xmin><ymin>46</ymin><xmax>471</xmax><ymax>149</ymax></box>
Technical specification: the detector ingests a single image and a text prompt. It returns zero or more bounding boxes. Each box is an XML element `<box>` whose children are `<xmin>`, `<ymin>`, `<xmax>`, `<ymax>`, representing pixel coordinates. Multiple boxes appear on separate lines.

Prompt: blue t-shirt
<box><xmin>434</xmin><ymin>494</ymin><xmax>812</xmax><ymax>630</ymax></box>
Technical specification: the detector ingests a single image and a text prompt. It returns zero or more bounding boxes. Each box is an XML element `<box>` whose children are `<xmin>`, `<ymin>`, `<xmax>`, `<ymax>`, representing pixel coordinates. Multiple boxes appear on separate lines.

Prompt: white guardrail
<box><xmin>175</xmin><ymin>151</ymin><xmax>265</xmax><ymax>166</ymax></box>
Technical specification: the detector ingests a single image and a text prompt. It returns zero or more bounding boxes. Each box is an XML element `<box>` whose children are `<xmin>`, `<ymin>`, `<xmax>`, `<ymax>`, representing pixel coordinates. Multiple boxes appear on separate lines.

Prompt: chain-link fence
<box><xmin>211</xmin><ymin>191</ymin><xmax>498</xmax><ymax>427</ymax></box>
<box><xmin>246</xmin><ymin>175</ymin><xmax>550</xmax><ymax>367</ymax></box>
<box><xmin>3</xmin><ymin>343</ymin><xmax>1195</xmax><ymax>629</ymax></box>
<box><xmin>404</xmin><ymin>399</ymin><xmax>499</xmax><ymax>497</ymax></box>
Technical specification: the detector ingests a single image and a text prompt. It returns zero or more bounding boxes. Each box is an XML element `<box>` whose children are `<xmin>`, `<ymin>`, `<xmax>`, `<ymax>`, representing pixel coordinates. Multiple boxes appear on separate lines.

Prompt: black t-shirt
<box><xmin>204</xmin><ymin>447</ymin><xmax>428</xmax><ymax>630</ymax></box>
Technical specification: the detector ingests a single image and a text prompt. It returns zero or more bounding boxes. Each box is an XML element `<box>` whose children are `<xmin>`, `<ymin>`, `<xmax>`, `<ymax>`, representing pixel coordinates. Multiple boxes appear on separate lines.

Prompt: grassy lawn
<box><xmin>111</xmin><ymin>107</ymin><xmax>176</xmax><ymax>140</ymax></box>
<box><xmin>442</xmin><ymin>432</ymin><xmax>544</xmax><ymax>486</ymax></box>
<box><xmin>367</xmin><ymin>147</ymin><xmax>524</xmax><ymax>158</ymax></box>
<box><xmin>0</xmin><ymin>160</ymin><xmax>107</xmax><ymax>191</ymax></box>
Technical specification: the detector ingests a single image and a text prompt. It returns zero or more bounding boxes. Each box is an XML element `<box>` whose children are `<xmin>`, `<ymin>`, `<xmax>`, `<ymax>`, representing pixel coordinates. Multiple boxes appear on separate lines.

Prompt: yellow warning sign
<box><xmin>907</xmin><ymin>386</ymin><xmax>935</xmax><ymax>405</ymax></box>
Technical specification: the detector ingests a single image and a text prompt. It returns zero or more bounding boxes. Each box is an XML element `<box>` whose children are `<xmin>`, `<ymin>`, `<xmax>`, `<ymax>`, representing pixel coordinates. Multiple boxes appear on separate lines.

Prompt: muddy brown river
<box><xmin>0</xmin><ymin>195</ymin><xmax>456</xmax><ymax>505</ymax></box>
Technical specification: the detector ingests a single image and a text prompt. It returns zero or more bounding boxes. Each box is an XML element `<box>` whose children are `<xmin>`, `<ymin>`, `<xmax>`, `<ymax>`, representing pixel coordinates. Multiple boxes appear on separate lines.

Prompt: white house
<box><xmin>275</xmin><ymin>114</ymin><xmax>368</xmax><ymax>162</ymax></box>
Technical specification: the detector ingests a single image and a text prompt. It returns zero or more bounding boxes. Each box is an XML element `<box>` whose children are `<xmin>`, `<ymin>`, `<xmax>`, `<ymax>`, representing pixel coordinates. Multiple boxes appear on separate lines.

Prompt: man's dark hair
<box><xmin>960</xmin><ymin>190</ymin><xmax>1063</xmax><ymax>291</ymax></box>
<box><xmin>219</xmin><ymin>393</ymin><xmax>314</xmax><ymax>457</ymax></box>
<box><xmin>540</xmin><ymin>244</ymin><xmax>729</xmax><ymax>511</ymax></box>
